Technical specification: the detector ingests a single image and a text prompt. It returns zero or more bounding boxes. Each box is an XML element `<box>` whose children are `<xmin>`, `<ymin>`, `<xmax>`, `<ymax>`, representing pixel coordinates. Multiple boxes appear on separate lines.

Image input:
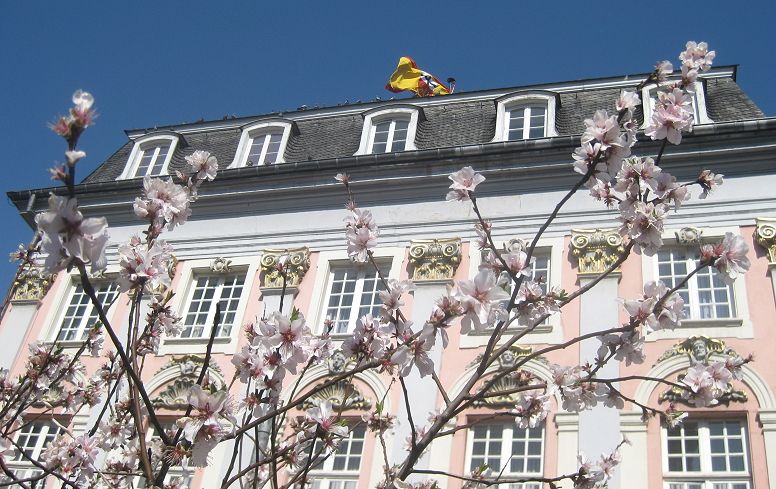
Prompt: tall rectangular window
<box><xmin>467</xmin><ymin>423</ymin><xmax>544</xmax><ymax>487</ymax></box>
<box><xmin>665</xmin><ymin>420</ymin><xmax>750</xmax><ymax>489</ymax></box>
<box><xmin>324</xmin><ymin>265</ymin><xmax>386</xmax><ymax>334</ymax></box>
<box><xmin>657</xmin><ymin>248</ymin><xmax>735</xmax><ymax>319</ymax></box>
<box><xmin>309</xmin><ymin>425</ymin><xmax>366</xmax><ymax>489</ymax></box>
<box><xmin>508</xmin><ymin>106</ymin><xmax>546</xmax><ymax>140</ymax></box>
<box><xmin>182</xmin><ymin>273</ymin><xmax>246</xmax><ymax>338</ymax></box>
<box><xmin>57</xmin><ymin>281</ymin><xmax>118</xmax><ymax>341</ymax></box>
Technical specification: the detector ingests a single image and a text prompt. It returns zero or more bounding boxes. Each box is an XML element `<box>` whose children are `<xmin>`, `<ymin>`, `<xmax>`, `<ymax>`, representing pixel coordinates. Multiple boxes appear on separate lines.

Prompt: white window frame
<box><xmin>493</xmin><ymin>91</ymin><xmax>558</xmax><ymax>143</ymax></box>
<box><xmin>641</xmin><ymin>227</ymin><xmax>752</xmax><ymax>341</ymax></box>
<box><xmin>308</xmin><ymin>248</ymin><xmax>404</xmax><ymax>336</ymax></box>
<box><xmin>162</xmin><ymin>257</ymin><xmax>260</xmax><ymax>355</ymax></box>
<box><xmin>355</xmin><ymin>106</ymin><xmax>420</xmax><ymax>155</ymax></box>
<box><xmin>656</xmin><ymin>248</ymin><xmax>736</xmax><ymax>320</ymax></box>
<box><xmin>179</xmin><ymin>271</ymin><xmax>247</xmax><ymax>339</ymax></box>
<box><xmin>8</xmin><ymin>420</ymin><xmax>63</xmax><ymax>483</ymax></box>
<box><xmin>230</xmin><ymin>119</ymin><xmax>294</xmax><ymax>168</ymax></box>
<box><xmin>43</xmin><ymin>274</ymin><xmax>121</xmax><ymax>348</ymax></box>
<box><xmin>321</xmin><ymin>263</ymin><xmax>389</xmax><ymax>335</ymax></box>
<box><xmin>54</xmin><ymin>279</ymin><xmax>119</xmax><ymax>343</ymax></box>
<box><xmin>465</xmin><ymin>421</ymin><xmax>545</xmax><ymax>486</ymax></box>
<box><xmin>118</xmin><ymin>133</ymin><xmax>179</xmax><ymax>180</ymax></box>
<box><xmin>308</xmin><ymin>424</ymin><xmax>367</xmax><ymax>489</ymax></box>
<box><xmin>641</xmin><ymin>80</ymin><xmax>714</xmax><ymax>129</ymax></box>
<box><xmin>662</xmin><ymin>419</ymin><xmax>751</xmax><ymax>489</ymax></box>
<box><xmin>461</xmin><ymin>237</ymin><xmax>564</xmax><ymax>348</ymax></box>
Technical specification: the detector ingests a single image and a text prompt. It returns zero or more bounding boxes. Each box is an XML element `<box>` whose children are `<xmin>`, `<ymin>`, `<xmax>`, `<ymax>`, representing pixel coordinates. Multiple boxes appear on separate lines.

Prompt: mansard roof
<box><xmin>76</xmin><ymin>66</ymin><xmax>763</xmax><ymax>185</ymax></box>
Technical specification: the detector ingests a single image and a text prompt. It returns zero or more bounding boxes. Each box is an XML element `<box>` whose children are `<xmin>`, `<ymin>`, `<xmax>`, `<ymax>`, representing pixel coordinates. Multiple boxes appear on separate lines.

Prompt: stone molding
<box><xmin>675</xmin><ymin>226</ymin><xmax>703</xmax><ymax>244</ymax></box>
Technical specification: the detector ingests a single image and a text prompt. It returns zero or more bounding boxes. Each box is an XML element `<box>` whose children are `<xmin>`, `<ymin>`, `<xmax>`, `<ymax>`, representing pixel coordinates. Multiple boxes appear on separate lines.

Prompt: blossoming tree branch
<box><xmin>0</xmin><ymin>42</ymin><xmax>753</xmax><ymax>489</ymax></box>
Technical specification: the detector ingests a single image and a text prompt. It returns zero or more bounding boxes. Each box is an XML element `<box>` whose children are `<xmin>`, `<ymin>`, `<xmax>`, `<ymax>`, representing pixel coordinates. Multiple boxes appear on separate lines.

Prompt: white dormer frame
<box><xmin>355</xmin><ymin>106</ymin><xmax>420</xmax><ymax>156</ymax></box>
<box><xmin>230</xmin><ymin>119</ymin><xmax>294</xmax><ymax>168</ymax></box>
<box><xmin>493</xmin><ymin>91</ymin><xmax>558</xmax><ymax>142</ymax></box>
<box><xmin>641</xmin><ymin>80</ymin><xmax>713</xmax><ymax>128</ymax></box>
<box><xmin>118</xmin><ymin>133</ymin><xmax>180</xmax><ymax>180</ymax></box>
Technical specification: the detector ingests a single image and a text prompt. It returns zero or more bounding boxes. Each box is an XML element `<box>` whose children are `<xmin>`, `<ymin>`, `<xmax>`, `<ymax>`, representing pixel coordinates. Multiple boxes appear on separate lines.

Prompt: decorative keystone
<box><xmin>261</xmin><ymin>247</ymin><xmax>310</xmax><ymax>288</ymax></box>
<box><xmin>210</xmin><ymin>257</ymin><xmax>232</xmax><ymax>274</ymax></box>
<box><xmin>409</xmin><ymin>238</ymin><xmax>461</xmax><ymax>281</ymax></box>
<box><xmin>675</xmin><ymin>226</ymin><xmax>703</xmax><ymax>244</ymax></box>
<box><xmin>570</xmin><ymin>228</ymin><xmax>624</xmax><ymax>276</ymax></box>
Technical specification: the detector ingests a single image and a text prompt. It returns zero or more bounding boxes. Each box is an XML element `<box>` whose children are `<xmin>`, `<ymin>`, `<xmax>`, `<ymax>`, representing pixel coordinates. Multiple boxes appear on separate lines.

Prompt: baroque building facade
<box><xmin>2</xmin><ymin>65</ymin><xmax>776</xmax><ymax>489</ymax></box>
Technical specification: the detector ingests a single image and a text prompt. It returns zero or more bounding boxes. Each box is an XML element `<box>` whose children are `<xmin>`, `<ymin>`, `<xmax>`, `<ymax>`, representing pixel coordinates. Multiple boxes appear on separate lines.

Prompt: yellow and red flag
<box><xmin>385</xmin><ymin>57</ymin><xmax>450</xmax><ymax>97</ymax></box>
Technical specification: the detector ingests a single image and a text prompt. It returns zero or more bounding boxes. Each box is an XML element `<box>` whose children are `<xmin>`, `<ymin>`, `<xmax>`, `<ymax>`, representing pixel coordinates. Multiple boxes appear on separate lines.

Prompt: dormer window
<box><xmin>493</xmin><ymin>91</ymin><xmax>558</xmax><ymax>142</ymax></box>
<box><xmin>230</xmin><ymin>119</ymin><xmax>294</xmax><ymax>168</ymax></box>
<box><xmin>118</xmin><ymin>133</ymin><xmax>180</xmax><ymax>180</ymax></box>
<box><xmin>355</xmin><ymin>105</ymin><xmax>421</xmax><ymax>156</ymax></box>
<box><xmin>641</xmin><ymin>81</ymin><xmax>713</xmax><ymax>128</ymax></box>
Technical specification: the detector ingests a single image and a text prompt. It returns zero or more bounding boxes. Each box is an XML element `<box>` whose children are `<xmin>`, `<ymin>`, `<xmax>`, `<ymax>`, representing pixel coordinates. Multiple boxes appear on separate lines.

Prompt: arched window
<box><xmin>230</xmin><ymin>119</ymin><xmax>295</xmax><ymax>168</ymax></box>
<box><xmin>119</xmin><ymin>133</ymin><xmax>180</xmax><ymax>179</ymax></box>
<box><xmin>355</xmin><ymin>105</ymin><xmax>421</xmax><ymax>155</ymax></box>
<box><xmin>493</xmin><ymin>91</ymin><xmax>558</xmax><ymax>142</ymax></box>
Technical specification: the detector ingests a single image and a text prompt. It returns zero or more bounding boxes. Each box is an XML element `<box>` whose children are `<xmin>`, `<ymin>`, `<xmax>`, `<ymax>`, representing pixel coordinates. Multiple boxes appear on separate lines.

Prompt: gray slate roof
<box><xmin>81</xmin><ymin>70</ymin><xmax>764</xmax><ymax>185</ymax></box>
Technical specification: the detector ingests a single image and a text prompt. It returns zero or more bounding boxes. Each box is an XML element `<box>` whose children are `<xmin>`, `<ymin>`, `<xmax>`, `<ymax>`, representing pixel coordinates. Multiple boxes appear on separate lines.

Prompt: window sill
<box><xmin>163</xmin><ymin>337</ymin><xmax>232</xmax><ymax>346</ymax></box>
<box><xmin>680</xmin><ymin>318</ymin><xmax>744</xmax><ymax>328</ymax></box>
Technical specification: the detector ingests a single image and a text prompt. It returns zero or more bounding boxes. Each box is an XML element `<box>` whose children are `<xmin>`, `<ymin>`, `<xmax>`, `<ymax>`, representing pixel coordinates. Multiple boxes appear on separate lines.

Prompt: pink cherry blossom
<box><xmin>447</xmin><ymin>166</ymin><xmax>485</xmax><ymax>200</ymax></box>
<box><xmin>36</xmin><ymin>193</ymin><xmax>109</xmax><ymax>273</ymax></box>
<box><xmin>680</xmin><ymin>41</ymin><xmax>715</xmax><ymax>72</ymax></box>
<box><xmin>185</xmin><ymin>150</ymin><xmax>218</xmax><ymax>181</ymax></box>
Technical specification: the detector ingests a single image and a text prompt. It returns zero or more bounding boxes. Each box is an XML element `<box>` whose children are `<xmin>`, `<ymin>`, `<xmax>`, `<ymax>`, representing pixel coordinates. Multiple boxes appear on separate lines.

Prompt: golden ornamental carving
<box><xmin>261</xmin><ymin>248</ymin><xmax>310</xmax><ymax>288</ymax></box>
<box><xmin>675</xmin><ymin>227</ymin><xmax>703</xmax><ymax>244</ymax></box>
<box><xmin>409</xmin><ymin>238</ymin><xmax>461</xmax><ymax>281</ymax></box>
<box><xmin>653</xmin><ymin>335</ymin><xmax>733</xmax><ymax>367</ymax></box>
<box><xmin>755</xmin><ymin>217</ymin><xmax>776</xmax><ymax>264</ymax></box>
<box><xmin>655</xmin><ymin>336</ymin><xmax>747</xmax><ymax>406</ymax></box>
<box><xmin>210</xmin><ymin>257</ymin><xmax>232</xmax><ymax>274</ymax></box>
<box><xmin>300</xmin><ymin>379</ymin><xmax>372</xmax><ymax>411</ymax></box>
<box><xmin>570</xmin><ymin>228</ymin><xmax>624</xmax><ymax>275</ymax></box>
<box><xmin>11</xmin><ymin>265</ymin><xmax>56</xmax><ymax>301</ymax></box>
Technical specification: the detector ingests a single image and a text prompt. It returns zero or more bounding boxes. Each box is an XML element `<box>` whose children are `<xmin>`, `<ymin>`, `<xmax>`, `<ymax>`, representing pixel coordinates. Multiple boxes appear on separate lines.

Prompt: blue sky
<box><xmin>1</xmin><ymin>1</ymin><xmax>774</xmax><ymax>287</ymax></box>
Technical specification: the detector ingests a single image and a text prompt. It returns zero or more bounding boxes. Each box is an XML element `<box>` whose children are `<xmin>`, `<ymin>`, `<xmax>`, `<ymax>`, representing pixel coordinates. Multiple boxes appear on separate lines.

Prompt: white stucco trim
<box><xmin>307</xmin><ymin>248</ymin><xmax>404</xmax><ymax>335</ymax></box>
<box><xmin>641</xmin><ymin>80</ymin><xmax>713</xmax><ymax>129</ymax></box>
<box><xmin>229</xmin><ymin>119</ymin><xmax>294</xmax><ymax>168</ymax></box>
<box><xmin>354</xmin><ymin>106</ymin><xmax>420</xmax><ymax>155</ymax></box>
<box><xmin>631</xmin><ymin>354</ymin><xmax>775</xmax><ymax>410</ymax></box>
<box><xmin>278</xmin><ymin>362</ymin><xmax>391</xmax><ymax>414</ymax></box>
<box><xmin>492</xmin><ymin>90</ymin><xmax>558</xmax><ymax>142</ymax></box>
<box><xmin>460</xmin><ymin>236</ymin><xmax>564</xmax><ymax>347</ymax></box>
<box><xmin>641</xmin><ymin>226</ymin><xmax>753</xmax><ymax>341</ymax></box>
<box><xmin>117</xmin><ymin>133</ymin><xmax>180</xmax><ymax>180</ymax></box>
<box><xmin>160</xmin><ymin>255</ymin><xmax>261</xmax><ymax>356</ymax></box>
